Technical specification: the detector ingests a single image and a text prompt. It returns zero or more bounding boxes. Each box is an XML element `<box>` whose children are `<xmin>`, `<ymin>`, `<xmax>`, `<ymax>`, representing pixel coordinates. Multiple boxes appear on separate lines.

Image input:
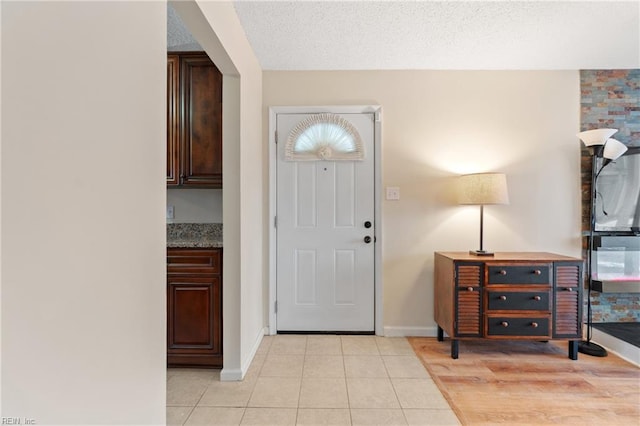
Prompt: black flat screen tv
<box><xmin>594</xmin><ymin>147</ymin><xmax>640</xmax><ymax>234</ymax></box>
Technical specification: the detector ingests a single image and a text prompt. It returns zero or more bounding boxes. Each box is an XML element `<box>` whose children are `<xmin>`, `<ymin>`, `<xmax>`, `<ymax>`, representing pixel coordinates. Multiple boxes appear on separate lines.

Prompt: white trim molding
<box><xmin>220</xmin><ymin>327</ymin><xmax>267</xmax><ymax>381</ymax></box>
<box><xmin>591</xmin><ymin>328</ymin><xmax>640</xmax><ymax>367</ymax></box>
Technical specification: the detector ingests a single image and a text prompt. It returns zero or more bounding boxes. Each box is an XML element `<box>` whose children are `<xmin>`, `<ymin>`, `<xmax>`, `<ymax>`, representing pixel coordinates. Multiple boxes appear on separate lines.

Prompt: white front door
<box><xmin>276</xmin><ymin>112</ymin><xmax>376</xmax><ymax>331</ymax></box>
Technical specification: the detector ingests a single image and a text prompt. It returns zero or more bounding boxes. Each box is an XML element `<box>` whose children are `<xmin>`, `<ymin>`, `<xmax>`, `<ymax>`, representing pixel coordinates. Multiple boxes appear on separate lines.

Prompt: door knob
<box><xmin>364</xmin><ymin>236</ymin><xmax>372</xmax><ymax>244</ymax></box>
<box><xmin>364</xmin><ymin>221</ymin><xmax>372</xmax><ymax>228</ymax></box>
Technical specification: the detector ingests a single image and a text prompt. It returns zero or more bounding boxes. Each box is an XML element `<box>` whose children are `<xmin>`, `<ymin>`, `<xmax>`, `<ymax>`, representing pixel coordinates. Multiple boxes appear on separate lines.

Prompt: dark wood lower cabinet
<box><xmin>167</xmin><ymin>248</ymin><xmax>222</xmax><ymax>368</ymax></box>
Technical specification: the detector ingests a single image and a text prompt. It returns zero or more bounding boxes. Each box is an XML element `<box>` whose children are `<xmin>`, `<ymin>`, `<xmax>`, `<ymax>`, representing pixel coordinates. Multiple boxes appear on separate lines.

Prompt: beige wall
<box><xmin>174</xmin><ymin>0</ymin><xmax>265</xmax><ymax>379</ymax></box>
<box><xmin>264</xmin><ymin>70</ymin><xmax>582</xmax><ymax>334</ymax></box>
<box><xmin>2</xmin><ymin>1</ymin><xmax>166</xmax><ymax>423</ymax></box>
<box><xmin>196</xmin><ymin>0</ymin><xmax>266</xmax><ymax>380</ymax></box>
<box><xmin>167</xmin><ymin>188</ymin><xmax>222</xmax><ymax>223</ymax></box>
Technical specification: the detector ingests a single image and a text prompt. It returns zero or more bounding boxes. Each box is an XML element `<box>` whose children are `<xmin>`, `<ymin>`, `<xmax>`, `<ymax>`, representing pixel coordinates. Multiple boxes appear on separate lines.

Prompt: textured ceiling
<box><xmin>169</xmin><ymin>1</ymin><xmax>640</xmax><ymax>70</ymax></box>
<box><xmin>167</xmin><ymin>4</ymin><xmax>202</xmax><ymax>51</ymax></box>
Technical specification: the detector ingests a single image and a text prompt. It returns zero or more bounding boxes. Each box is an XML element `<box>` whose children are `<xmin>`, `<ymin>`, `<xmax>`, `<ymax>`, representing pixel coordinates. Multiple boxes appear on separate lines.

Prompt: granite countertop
<box><xmin>167</xmin><ymin>223</ymin><xmax>222</xmax><ymax>248</ymax></box>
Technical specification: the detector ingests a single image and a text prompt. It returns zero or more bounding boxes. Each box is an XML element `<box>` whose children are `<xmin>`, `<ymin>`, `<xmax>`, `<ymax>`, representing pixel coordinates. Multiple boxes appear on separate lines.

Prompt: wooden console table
<box><xmin>434</xmin><ymin>252</ymin><xmax>583</xmax><ymax>360</ymax></box>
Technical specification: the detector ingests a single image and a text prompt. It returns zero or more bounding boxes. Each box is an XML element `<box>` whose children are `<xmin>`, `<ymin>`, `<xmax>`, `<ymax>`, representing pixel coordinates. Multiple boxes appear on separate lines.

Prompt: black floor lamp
<box><xmin>577</xmin><ymin>128</ymin><xmax>628</xmax><ymax>357</ymax></box>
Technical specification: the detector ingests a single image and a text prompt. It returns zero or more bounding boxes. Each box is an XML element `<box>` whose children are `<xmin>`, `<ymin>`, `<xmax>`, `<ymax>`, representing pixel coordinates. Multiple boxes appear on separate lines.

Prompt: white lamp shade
<box><xmin>458</xmin><ymin>173</ymin><xmax>509</xmax><ymax>205</ymax></box>
<box><xmin>603</xmin><ymin>138</ymin><xmax>628</xmax><ymax>160</ymax></box>
<box><xmin>577</xmin><ymin>128</ymin><xmax>618</xmax><ymax>146</ymax></box>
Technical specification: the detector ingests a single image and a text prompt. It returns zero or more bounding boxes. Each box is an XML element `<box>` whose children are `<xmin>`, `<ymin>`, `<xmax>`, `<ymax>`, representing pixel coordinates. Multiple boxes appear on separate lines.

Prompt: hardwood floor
<box><xmin>409</xmin><ymin>337</ymin><xmax>640</xmax><ymax>425</ymax></box>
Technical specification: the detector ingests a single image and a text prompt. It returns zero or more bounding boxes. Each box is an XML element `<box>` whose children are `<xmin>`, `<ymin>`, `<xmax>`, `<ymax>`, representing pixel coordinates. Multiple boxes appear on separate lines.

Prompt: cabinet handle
<box><xmin>501</xmin><ymin>321</ymin><xmax>509</xmax><ymax>327</ymax></box>
<box><xmin>531</xmin><ymin>322</ymin><xmax>539</xmax><ymax>328</ymax></box>
<box><xmin>533</xmin><ymin>295</ymin><xmax>541</xmax><ymax>301</ymax></box>
<box><xmin>533</xmin><ymin>270</ymin><xmax>542</xmax><ymax>275</ymax></box>
<box><xmin>565</xmin><ymin>288</ymin><xmax>574</xmax><ymax>292</ymax></box>
<box><xmin>499</xmin><ymin>270</ymin><xmax>507</xmax><ymax>275</ymax></box>
<box><xmin>499</xmin><ymin>295</ymin><xmax>507</xmax><ymax>300</ymax></box>
<box><xmin>467</xmin><ymin>287</ymin><xmax>474</xmax><ymax>292</ymax></box>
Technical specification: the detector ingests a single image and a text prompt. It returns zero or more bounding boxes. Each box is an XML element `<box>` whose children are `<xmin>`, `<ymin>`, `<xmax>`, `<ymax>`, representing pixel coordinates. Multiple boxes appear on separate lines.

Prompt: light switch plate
<box><xmin>166</xmin><ymin>205</ymin><xmax>175</xmax><ymax>219</ymax></box>
<box><xmin>386</xmin><ymin>187</ymin><xmax>400</xmax><ymax>200</ymax></box>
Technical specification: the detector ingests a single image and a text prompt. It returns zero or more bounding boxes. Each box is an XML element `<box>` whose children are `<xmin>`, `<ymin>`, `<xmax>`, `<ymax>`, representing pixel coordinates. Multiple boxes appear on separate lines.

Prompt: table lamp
<box><xmin>458</xmin><ymin>173</ymin><xmax>509</xmax><ymax>256</ymax></box>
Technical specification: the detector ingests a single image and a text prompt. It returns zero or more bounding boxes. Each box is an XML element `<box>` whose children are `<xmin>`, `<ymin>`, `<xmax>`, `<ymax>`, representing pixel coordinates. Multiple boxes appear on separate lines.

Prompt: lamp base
<box><xmin>578</xmin><ymin>341</ymin><xmax>608</xmax><ymax>357</ymax></box>
<box><xmin>469</xmin><ymin>250</ymin><xmax>495</xmax><ymax>256</ymax></box>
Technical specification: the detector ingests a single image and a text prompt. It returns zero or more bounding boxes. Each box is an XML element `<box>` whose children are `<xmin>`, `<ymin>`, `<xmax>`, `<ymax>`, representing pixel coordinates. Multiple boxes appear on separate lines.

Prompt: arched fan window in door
<box><xmin>285</xmin><ymin>113</ymin><xmax>365</xmax><ymax>161</ymax></box>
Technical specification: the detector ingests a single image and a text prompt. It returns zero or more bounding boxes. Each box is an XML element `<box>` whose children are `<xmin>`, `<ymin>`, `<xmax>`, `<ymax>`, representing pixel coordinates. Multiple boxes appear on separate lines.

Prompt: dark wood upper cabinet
<box><xmin>166</xmin><ymin>55</ymin><xmax>180</xmax><ymax>186</ymax></box>
<box><xmin>167</xmin><ymin>52</ymin><xmax>222</xmax><ymax>188</ymax></box>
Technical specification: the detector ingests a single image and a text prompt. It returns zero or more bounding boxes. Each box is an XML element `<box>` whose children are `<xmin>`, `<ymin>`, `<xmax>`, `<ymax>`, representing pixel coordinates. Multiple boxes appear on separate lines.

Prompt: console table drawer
<box><xmin>487</xmin><ymin>265</ymin><xmax>550</xmax><ymax>284</ymax></box>
<box><xmin>487</xmin><ymin>316</ymin><xmax>551</xmax><ymax>337</ymax></box>
<box><xmin>487</xmin><ymin>290</ymin><xmax>550</xmax><ymax>311</ymax></box>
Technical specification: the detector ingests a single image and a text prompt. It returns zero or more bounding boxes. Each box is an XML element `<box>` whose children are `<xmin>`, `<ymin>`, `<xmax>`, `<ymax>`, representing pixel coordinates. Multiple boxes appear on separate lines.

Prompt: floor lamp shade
<box><xmin>576</xmin><ymin>128</ymin><xmax>618</xmax><ymax>147</ymax></box>
<box><xmin>458</xmin><ymin>173</ymin><xmax>509</xmax><ymax>256</ymax></box>
<box><xmin>603</xmin><ymin>138</ymin><xmax>628</xmax><ymax>162</ymax></box>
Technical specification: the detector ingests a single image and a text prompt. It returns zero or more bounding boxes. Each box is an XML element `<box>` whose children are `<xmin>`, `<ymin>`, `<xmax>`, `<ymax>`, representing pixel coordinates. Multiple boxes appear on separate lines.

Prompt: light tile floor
<box><xmin>167</xmin><ymin>335</ymin><xmax>460</xmax><ymax>425</ymax></box>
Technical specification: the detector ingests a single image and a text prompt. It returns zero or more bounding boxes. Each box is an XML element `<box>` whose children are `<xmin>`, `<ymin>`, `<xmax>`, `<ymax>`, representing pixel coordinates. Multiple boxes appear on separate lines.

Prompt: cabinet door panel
<box><xmin>167</xmin><ymin>275</ymin><xmax>222</xmax><ymax>367</ymax></box>
<box><xmin>181</xmin><ymin>56</ymin><xmax>222</xmax><ymax>187</ymax></box>
<box><xmin>457</xmin><ymin>290</ymin><xmax>481</xmax><ymax>335</ymax></box>
<box><xmin>455</xmin><ymin>263</ymin><xmax>483</xmax><ymax>337</ymax></box>
<box><xmin>167</xmin><ymin>55</ymin><xmax>180</xmax><ymax>185</ymax></box>
<box><xmin>553</xmin><ymin>263</ymin><xmax>582</xmax><ymax>338</ymax></box>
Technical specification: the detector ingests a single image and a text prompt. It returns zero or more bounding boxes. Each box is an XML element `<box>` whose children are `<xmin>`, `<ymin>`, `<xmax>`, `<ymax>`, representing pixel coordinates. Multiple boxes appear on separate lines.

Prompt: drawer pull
<box><xmin>531</xmin><ymin>322</ymin><xmax>539</xmax><ymax>328</ymax></box>
<box><xmin>533</xmin><ymin>270</ymin><xmax>542</xmax><ymax>275</ymax></box>
<box><xmin>533</xmin><ymin>295</ymin><xmax>541</xmax><ymax>301</ymax></box>
<box><xmin>467</xmin><ymin>287</ymin><xmax>474</xmax><ymax>292</ymax></box>
<box><xmin>499</xmin><ymin>270</ymin><xmax>507</xmax><ymax>275</ymax></box>
<box><xmin>499</xmin><ymin>295</ymin><xmax>507</xmax><ymax>300</ymax></box>
<box><xmin>501</xmin><ymin>321</ymin><xmax>509</xmax><ymax>327</ymax></box>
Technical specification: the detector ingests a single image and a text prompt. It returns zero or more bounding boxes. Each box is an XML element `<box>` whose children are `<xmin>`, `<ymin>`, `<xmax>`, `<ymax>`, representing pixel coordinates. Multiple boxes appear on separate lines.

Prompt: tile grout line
<box><xmin>394</xmin><ymin>338</ymin><xmax>412</xmax><ymax>426</ymax></box>
<box><xmin>294</xmin><ymin>336</ymin><xmax>307</xmax><ymax>420</ymax></box>
<box><xmin>341</xmin><ymin>336</ymin><xmax>353</xmax><ymax>425</ymax></box>
<box><xmin>238</xmin><ymin>337</ymin><xmax>271</xmax><ymax>424</ymax></box>
<box><xmin>380</xmin><ymin>338</ymin><xmax>409</xmax><ymax>425</ymax></box>
<box><xmin>178</xmin><ymin>405</ymin><xmax>195</xmax><ymax>426</ymax></box>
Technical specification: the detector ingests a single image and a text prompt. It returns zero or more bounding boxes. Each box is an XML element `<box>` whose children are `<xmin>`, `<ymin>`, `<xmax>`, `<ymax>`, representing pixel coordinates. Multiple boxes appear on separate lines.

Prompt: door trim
<box><xmin>268</xmin><ymin>105</ymin><xmax>383</xmax><ymax>335</ymax></box>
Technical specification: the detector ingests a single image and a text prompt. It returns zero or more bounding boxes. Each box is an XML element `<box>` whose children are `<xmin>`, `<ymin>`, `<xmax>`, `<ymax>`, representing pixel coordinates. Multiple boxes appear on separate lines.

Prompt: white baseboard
<box><xmin>383</xmin><ymin>326</ymin><xmax>439</xmax><ymax>337</ymax></box>
<box><xmin>219</xmin><ymin>368</ymin><xmax>242</xmax><ymax>381</ymax></box>
<box><xmin>220</xmin><ymin>326</ymin><xmax>268</xmax><ymax>382</ymax></box>
<box><xmin>591</xmin><ymin>327</ymin><xmax>640</xmax><ymax>367</ymax></box>
<box><xmin>242</xmin><ymin>326</ymin><xmax>268</xmax><ymax>372</ymax></box>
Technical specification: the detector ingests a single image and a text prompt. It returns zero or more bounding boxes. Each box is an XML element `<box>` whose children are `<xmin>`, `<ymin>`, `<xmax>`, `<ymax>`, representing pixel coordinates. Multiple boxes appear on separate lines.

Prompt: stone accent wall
<box><xmin>580</xmin><ymin>69</ymin><xmax>640</xmax><ymax>323</ymax></box>
<box><xmin>591</xmin><ymin>294</ymin><xmax>640</xmax><ymax>322</ymax></box>
<box><xmin>580</xmin><ymin>69</ymin><xmax>640</xmax><ymax>144</ymax></box>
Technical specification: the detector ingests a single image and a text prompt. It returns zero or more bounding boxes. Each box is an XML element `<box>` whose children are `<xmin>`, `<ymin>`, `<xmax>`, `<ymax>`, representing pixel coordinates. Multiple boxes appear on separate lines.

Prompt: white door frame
<box><xmin>268</xmin><ymin>105</ymin><xmax>383</xmax><ymax>335</ymax></box>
